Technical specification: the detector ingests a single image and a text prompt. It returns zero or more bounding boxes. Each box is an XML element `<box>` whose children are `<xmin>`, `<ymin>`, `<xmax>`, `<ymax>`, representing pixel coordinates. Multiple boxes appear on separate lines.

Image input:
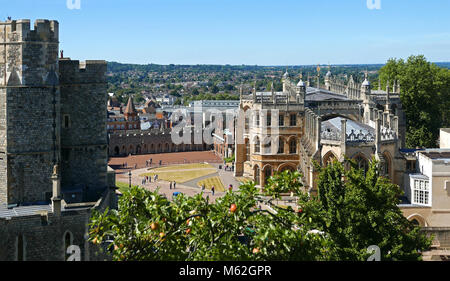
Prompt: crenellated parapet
<box><xmin>0</xmin><ymin>19</ymin><xmax>59</xmax><ymax>87</ymax></box>
<box><xmin>0</xmin><ymin>19</ymin><xmax>58</xmax><ymax>43</ymax></box>
<box><xmin>59</xmin><ymin>59</ymin><xmax>107</xmax><ymax>85</ymax></box>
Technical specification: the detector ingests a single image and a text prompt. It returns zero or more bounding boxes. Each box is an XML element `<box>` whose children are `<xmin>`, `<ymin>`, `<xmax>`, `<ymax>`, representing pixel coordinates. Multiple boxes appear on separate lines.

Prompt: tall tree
<box><xmin>379</xmin><ymin>55</ymin><xmax>450</xmax><ymax>147</ymax></box>
<box><xmin>316</xmin><ymin>159</ymin><xmax>431</xmax><ymax>261</ymax></box>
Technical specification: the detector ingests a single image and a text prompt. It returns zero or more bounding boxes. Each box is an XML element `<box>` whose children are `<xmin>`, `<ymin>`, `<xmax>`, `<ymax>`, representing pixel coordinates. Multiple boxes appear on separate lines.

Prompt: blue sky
<box><xmin>2</xmin><ymin>0</ymin><xmax>449</xmax><ymax>65</ymax></box>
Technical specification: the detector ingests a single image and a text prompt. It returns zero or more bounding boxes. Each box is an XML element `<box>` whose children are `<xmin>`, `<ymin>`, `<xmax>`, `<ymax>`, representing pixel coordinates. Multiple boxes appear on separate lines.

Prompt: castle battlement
<box><xmin>59</xmin><ymin>59</ymin><xmax>107</xmax><ymax>84</ymax></box>
<box><xmin>0</xmin><ymin>19</ymin><xmax>58</xmax><ymax>43</ymax></box>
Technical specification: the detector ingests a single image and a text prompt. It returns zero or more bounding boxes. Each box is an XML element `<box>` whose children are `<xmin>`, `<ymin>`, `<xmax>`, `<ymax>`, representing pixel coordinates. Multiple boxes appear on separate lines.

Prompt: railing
<box><xmin>380</xmin><ymin>127</ymin><xmax>397</xmax><ymax>141</ymax></box>
<box><xmin>321</xmin><ymin>130</ymin><xmax>340</xmax><ymax>141</ymax></box>
<box><xmin>346</xmin><ymin>129</ymin><xmax>375</xmax><ymax>143</ymax></box>
<box><xmin>321</xmin><ymin>129</ymin><xmax>375</xmax><ymax>143</ymax></box>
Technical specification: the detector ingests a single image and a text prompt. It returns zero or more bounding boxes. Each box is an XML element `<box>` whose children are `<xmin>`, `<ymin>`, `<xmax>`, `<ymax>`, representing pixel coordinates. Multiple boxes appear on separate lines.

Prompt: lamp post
<box><xmin>128</xmin><ymin>170</ymin><xmax>132</xmax><ymax>188</ymax></box>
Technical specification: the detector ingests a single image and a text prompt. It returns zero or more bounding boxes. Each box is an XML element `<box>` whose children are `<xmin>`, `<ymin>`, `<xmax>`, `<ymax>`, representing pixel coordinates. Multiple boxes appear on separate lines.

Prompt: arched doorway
<box><xmin>354</xmin><ymin>154</ymin><xmax>369</xmax><ymax>175</ymax></box>
<box><xmin>254</xmin><ymin>165</ymin><xmax>260</xmax><ymax>185</ymax></box>
<box><xmin>323</xmin><ymin>151</ymin><xmax>337</xmax><ymax>167</ymax></box>
<box><xmin>114</xmin><ymin>146</ymin><xmax>120</xmax><ymax>156</ymax></box>
<box><xmin>278</xmin><ymin>163</ymin><xmax>296</xmax><ymax>173</ymax></box>
<box><xmin>263</xmin><ymin>165</ymin><xmax>272</xmax><ymax>186</ymax></box>
<box><xmin>63</xmin><ymin>231</ymin><xmax>73</xmax><ymax>261</ymax></box>
<box><xmin>407</xmin><ymin>214</ymin><xmax>426</xmax><ymax>227</ymax></box>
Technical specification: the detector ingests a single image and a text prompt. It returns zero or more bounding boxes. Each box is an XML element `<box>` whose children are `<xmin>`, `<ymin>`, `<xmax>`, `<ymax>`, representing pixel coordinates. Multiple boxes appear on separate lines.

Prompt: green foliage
<box><xmin>224</xmin><ymin>155</ymin><xmax>235</xmax><ymax>163</ymax></box>
<box><xmin>316</xmin><ymin>159</ymin><xmax>432</xmax><ymax>261</ymax></box>
<box><xmin>89</xmin><ymin>176</ymin><xmax>335</xmax><ymax>261</ymax></box>
<box><xmin>90</xmin><ymin>161</ymin><xmax>431</xmax><ymax>261</ymax></box>
<box><xmin>379</xmin><ymin>55</ymin><xmax>450</xmax><ymax>148</ymax></box>
<box><xmin>264</xmin><ymin>170</ymin><xmax>304</xmax><ymax>199</ymax></box>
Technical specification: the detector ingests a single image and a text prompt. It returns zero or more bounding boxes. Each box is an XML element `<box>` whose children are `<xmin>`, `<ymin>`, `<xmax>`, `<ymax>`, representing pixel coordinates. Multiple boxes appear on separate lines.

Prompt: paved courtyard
<box><xmin>109</xmin><ymin>150</ymin><xmax>223</xmax><ymax>170</ymax></box>
<box><xmin>111</xmin><ymin>151</ymin><xmax>242</xmax><ymax>202</ymax></box>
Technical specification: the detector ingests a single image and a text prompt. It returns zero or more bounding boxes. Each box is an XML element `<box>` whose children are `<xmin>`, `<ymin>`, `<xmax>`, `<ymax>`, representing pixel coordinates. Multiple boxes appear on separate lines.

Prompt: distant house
<box><xmin>440</xmin><ymin>128</ymin><xmax>450</xmax><ymax>149</ymax></box>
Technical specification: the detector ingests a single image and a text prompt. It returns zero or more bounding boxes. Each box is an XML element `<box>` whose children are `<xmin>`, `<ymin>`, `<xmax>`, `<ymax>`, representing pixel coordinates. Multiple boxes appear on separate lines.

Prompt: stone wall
<box><xmin>59</xmin><ymin>60</ymin><xmax>108</xmax><ymax>194</ymax></box>
<box><xmin>108</xmin><ymin>129</ymin><xmax>207</xmax><ymax>156</ymax></box>
<box><xmin>0</xmin><ymin>188</ymin><xmax>116</xmax><ymax>261</ymax></box>
<box><xmin>0</xmin><ymin>19</ymin><xmax>60</xmax><ymax>206</ymax></box>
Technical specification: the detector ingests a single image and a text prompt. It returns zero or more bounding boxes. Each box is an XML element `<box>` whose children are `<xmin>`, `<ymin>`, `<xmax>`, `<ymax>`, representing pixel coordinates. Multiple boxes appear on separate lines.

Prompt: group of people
<box><xmin>169</xmin><ymin>181</ymin><xmax>177</xmax><ymax>190</ymax></box>
<box><xmin>145</xmin><ymin>159</ymin><xmax>163</xmax><ymax>167</ymax></box>
<box><xmin>141</xmin><ymin>174</ymin><xmax>159</xmax><ymax>185</ymax></box>
<box><xmin>223</xmin><ymin>161</ymin><xmax>235</xmax><ymax>172</ymax></box>
<box><xmin>200</xmin><ymin>184</ymin><xmax>233</xmax><ymax>196</ymax></box>
<box><xmin>121</xmin><ymin>162</ymin><xmax>138</xmax><ymax>170</ymax></box>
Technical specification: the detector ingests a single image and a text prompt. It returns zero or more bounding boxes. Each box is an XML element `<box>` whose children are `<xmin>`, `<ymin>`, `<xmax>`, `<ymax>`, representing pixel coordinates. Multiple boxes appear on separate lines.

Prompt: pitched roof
<box><xmin>124</xmin><ymin>97</ymin><xmax>136</xmax><ymax>114</ymax></box>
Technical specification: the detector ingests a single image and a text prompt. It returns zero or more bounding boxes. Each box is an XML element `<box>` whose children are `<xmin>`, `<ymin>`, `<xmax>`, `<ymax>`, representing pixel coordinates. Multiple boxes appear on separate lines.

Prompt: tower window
<box><xmin>63</xmin><ymin>115</ymin><xmax>70</xmax><ymax>129</ymax></box>
<box><xmin>289</xmin><ymin>139</ymin><xmax>297</xmax><ymax>154</ymax></box>
<box><xmin>16</xmin><ymin>235</ymin><xmax>25</xmax><ymax>261</ymax></box>
<box><xmin>290</xmin><ymin>114</ymin><xmax>297</xmax><ymax>126</ymax></box>
<box><xmin>279</xmin><ymin>114</ymin><xmax>284</xmax><ymax>127</ymax></box>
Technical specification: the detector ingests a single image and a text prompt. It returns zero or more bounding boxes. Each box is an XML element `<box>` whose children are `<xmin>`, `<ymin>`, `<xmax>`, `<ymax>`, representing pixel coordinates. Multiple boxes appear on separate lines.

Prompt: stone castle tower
<box><xmin>0</xmin><ymin>19</ymin><xmax>108</xmax><ymax>206</ymax></box>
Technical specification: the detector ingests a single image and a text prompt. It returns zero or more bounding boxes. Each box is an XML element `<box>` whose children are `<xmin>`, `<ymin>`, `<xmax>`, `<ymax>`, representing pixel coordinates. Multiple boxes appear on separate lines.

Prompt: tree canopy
<box><xmin>379</xmin><ymin>55</ymin><xmax>450</xmax><ymax>148</ymax></box>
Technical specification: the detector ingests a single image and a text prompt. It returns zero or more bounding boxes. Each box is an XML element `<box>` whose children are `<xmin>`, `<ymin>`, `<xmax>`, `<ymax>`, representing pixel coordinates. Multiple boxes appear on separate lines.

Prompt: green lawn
<box><xmin>235</xmin><ymin>177</ymin><xmax>253</xmax><ymax>185</ymax></box>
<box><xmin>197</xmin><ymin>177</ymin><xmax>225</xmax><ymax>192</ymax></box>
<box><xmin>116</xmin><ymin>181</ymin><xmax>139</xmax><ymax>194</ymax></box>
<box><xmin>139</xmin><ymin>163</ymin><xmax>217</xmax><ymax>183</ymax></box>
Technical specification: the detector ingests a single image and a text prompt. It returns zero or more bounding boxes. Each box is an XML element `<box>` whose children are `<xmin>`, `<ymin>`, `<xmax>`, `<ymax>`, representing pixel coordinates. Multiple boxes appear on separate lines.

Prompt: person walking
<box><xmin>211</xmin><ymin>186</ymin><xmax>215</xmax><ymax>196</ymax></box>
<box><xmin>173</xmin><ymin>181</ymin><xmax>176</xmax><ymax>189</ymax></box>
<box><xmin>228</xmin><ymin>184</ymin><xmax>233</xmax><ymax>192</ymax></box>
<box><xmin>154</xmin><ymin>174</ymin><xmax>157</xmax><ymax>182</ymax></box>
<box><xmin>169</xmin><ymin>181</ymin><xmax>173</xmax><ymax>190</ymax></box>
<box><xmin>201</xmin><ymin>184</ymin><xmax>205</xmax><ymax>191</ymax></box>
